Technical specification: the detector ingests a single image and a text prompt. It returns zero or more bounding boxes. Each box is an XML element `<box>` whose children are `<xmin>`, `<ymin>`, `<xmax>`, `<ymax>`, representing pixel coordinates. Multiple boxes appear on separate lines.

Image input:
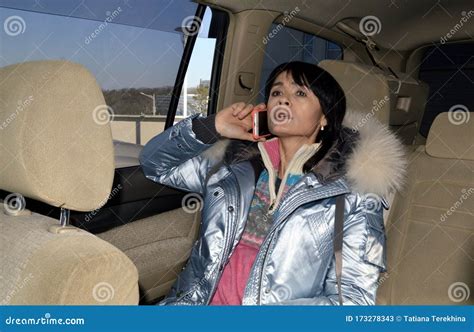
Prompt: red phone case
<box><xmin>251</xmin><ymin>107</ymin><xmax>271</xmax><ymax>140</ymax></box>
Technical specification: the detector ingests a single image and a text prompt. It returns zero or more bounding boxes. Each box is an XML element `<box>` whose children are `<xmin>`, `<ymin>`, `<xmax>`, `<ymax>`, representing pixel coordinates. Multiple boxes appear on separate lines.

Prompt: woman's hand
<box><xmin>215</xmin><ymin>102</ymin><xmax>267</xmax><ymax>142</ymax></box>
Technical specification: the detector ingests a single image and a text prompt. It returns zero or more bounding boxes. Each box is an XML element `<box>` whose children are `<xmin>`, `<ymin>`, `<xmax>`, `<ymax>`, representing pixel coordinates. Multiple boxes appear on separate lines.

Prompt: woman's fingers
<box><xmin>236</xmin><ymin>103</ymin><xmax>254</xmax><ymax>120</ymax></box>
<box><xmin>218</xmin><ymin>102</ymin><xmax>268</xmax><ymax>141</ymax></box>
<box><xmin>240</xmin><ymin>131</ymin><xmax>265</xmax><ymax>142</ymax></box>
<box><xmin>231</xmin><ymin>102</ymin><xmax>246</xmax><ymax>116</ymax></box>
<box><xmin>231</xmin><ymin>102</ymin><xmax>266</xmax><ymax>118</ymax></box>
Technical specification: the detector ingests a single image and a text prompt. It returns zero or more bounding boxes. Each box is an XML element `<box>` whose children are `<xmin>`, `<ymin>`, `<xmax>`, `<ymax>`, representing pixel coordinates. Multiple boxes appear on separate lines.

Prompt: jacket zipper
<box><xmin>256</xmin><ymin>223</ymin><xmax>276</xmax><ymax>304</ymax></box>
<box><xmin>255</xmin><ymin>182</ymin><xmax>352</xmax><ymax>304</ymax></box>
<box><xmin>260</xmin><ymin>140</ymin><xmax>321</xmax><ymax>216</ymax></box>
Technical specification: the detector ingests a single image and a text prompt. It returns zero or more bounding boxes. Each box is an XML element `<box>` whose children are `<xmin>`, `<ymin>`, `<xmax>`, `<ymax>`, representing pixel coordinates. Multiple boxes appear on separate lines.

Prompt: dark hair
<box><xmin>264</xmin><ymin>61</ymin><xmax>346</xmax><ymax>173</ymax></box>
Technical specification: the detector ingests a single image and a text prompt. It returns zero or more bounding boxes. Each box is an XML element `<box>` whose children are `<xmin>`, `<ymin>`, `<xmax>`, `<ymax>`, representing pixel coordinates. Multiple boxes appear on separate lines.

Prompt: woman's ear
<box><xmin>320</xmin><ymin>116</ymin><xmax>328</xmax><ymax>128</ymax></box>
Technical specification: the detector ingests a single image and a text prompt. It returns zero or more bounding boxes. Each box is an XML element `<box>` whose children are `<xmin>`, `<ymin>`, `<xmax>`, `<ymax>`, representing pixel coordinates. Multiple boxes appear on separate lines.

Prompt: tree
<box><xmin>189</xmin><ymin>85</ymin><xmax>209</xmax><ymax>115</ymax></box>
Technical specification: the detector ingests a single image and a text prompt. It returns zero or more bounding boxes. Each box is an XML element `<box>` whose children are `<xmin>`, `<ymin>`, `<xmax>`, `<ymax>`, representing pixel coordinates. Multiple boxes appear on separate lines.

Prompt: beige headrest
<box><xmin>319</xmin><ymin>59</ymin><xmax>392</xmax><ymax>124</ymax></box>
<box><xmin>318</xmin><ymin>60</ymin><xmax>429</xmax><ymax>128</ymax></box>
<box><xmin>426</xmin><ymin>112</ymin><xmax>474</xmax><ymax>161</ymax></box>
<box><xmin>0</xmin><ymin>60</ymin><xmax>115</xmax><ymax>212</ymax></box>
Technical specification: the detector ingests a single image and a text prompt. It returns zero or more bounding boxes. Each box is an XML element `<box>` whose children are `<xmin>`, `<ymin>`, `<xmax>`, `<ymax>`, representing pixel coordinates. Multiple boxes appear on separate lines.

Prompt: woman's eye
<box><xmin>296</xmin><ymin>90</ymin><xmax>307</xmax><ymax>97</ymax></box>
<box><xmin>271</xmin><ymin>90</ymin><xmax>281</xmax><ymax>97</ymax></box>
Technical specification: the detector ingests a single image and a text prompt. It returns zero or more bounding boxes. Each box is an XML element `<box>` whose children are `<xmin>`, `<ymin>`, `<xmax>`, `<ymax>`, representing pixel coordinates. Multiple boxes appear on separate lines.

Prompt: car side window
<box><xmin>258</xmin><ymin>24</ymin><xmax>342</xmax><ymax>101</ymax></box>
<box><xmin>0</xmin><ymin>2</ymin><xmax>221</xmax><ymax>146</ymax></box>
<box><xmin>418</xmin><ymin>43</ymin><xmax>473</xmax><ymax>137</ymax></box>
<box><xmin>172</xmin><ymin>8</ymin><xmax>216</xmax><ymax>125</ymax></box>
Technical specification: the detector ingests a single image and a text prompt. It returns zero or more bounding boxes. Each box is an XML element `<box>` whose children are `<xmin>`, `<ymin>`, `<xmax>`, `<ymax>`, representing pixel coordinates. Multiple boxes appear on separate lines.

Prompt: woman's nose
<box><xmin>278</xmin><ymin>98</ymin><xmax>290</xmax><ymax>106</ymax></box>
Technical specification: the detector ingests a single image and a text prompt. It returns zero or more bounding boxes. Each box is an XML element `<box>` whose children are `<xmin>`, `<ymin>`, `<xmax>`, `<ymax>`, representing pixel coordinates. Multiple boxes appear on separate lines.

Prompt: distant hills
<box><xmin>103</xmin><ymin>87</ymin><xmax>173</xmax><ymax>116</ymax></box>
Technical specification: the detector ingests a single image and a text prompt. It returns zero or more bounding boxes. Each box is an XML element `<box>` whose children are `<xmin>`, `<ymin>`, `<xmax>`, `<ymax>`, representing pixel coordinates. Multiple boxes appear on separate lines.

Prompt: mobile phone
<box><xmin>252</xmin><ymin>107</ymin><xmax>272</xmax><ymax>140</ymax></box>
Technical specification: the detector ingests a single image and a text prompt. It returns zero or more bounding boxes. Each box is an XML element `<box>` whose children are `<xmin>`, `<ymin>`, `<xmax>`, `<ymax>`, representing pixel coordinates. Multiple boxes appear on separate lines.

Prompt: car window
<box><xmin>258</xmin><ymin>24</ymin><xmax>342</xmax><ymax>101</ymax></box>
<box><xmin>0</xmin><ymin>0</ymin><xmax>219</xmax><ymax>146</ymax></box>
<box><xmin>418</xmin><ymin>42</ymin><xmax>473</xmax><ymax>137</ymax></box>
<box><xmin>172</xmin><ymin>9</ymin><xmax>216</xmax><ymax>125</ymax></box>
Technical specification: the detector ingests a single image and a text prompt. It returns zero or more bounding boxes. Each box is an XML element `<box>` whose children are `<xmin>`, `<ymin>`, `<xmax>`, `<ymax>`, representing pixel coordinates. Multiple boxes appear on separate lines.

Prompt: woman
<box><xmin>139</xmin><ymin>61</ymin><xmax>406</xmax><ymax>305</ymax></box>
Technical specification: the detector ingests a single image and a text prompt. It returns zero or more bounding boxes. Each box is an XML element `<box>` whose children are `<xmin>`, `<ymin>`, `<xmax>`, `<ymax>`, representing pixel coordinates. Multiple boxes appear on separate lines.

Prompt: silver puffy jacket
<box><xmin>139</xmin><ymin>112</ymin><xmax>406</xmax><ymax>305</ymax></box>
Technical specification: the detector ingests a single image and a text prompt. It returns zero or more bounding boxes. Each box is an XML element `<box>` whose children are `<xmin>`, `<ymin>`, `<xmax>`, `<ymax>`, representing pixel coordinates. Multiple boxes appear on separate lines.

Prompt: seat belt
<box><xmin>334</xmin><ymin>194</ymin><xmax>345</xmax><ymax>305</ymax></box>
<box><xmin>335</xmin><ymin>20</ymin><xmax>398</xmax><ymax>80</ymax></box>
<box><xmin>362</xmin><ymin>37</ymin><xmax>399</xmax><ymax>80</ymax></box>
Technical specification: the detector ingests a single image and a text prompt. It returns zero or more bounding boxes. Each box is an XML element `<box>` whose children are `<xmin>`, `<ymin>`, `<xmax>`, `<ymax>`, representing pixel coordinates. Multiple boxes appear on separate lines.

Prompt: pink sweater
<box><xmin>209</xmin><ymin>240</ymin><xmax>260</xmax><ymax>305</ymax></box>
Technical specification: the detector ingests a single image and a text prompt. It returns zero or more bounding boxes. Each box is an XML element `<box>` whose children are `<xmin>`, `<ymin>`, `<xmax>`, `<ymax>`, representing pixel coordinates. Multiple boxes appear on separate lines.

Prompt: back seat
<box><xmin>377</xmin><ymin>112</ymin><xmax>473</xmax><ymax>304</ymax></box>
<box><xmin>319</xmin><ymin>60</ymin><xmax>472</xmax><ymax>304</ymax></box>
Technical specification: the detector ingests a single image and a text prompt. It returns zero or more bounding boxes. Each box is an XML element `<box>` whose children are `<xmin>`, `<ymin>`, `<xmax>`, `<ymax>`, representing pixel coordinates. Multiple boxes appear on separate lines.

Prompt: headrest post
<box><xmin>60</xmin><ymin>208</ymin><xmax>70</xmax><ymax>227</ymax></box>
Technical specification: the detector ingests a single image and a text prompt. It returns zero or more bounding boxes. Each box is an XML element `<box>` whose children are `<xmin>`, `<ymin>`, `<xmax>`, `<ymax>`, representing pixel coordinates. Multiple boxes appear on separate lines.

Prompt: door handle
<box><xmin>238</xmin><ymin>74</ymin><xmax>252</xmax><ymax>91</ymax></box>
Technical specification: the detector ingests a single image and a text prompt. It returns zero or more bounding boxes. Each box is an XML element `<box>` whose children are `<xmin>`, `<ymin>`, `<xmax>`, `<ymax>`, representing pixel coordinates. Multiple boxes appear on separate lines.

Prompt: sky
<box><xmin>0</xmin><ymin>1</ymin><xmax>215</xmax><ymax>90</ymax></box>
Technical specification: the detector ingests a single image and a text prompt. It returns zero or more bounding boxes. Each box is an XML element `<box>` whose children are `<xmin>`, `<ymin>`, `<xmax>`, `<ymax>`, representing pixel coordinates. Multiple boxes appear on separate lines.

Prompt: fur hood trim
<box><xmin>201</xmin><ymin>111</ymin><xmax>407</xmax><ymax>198</ymax></box>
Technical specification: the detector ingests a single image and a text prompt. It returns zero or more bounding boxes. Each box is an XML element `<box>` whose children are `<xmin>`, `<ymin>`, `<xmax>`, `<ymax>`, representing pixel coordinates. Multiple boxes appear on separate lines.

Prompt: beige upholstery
<box><xmin>98</xmin><ymin>207</ymin><xmax>201</xmax><ymax>303</ymax></box>
<box><xmin>426</xmin><ymin>112</ymin><xmax>474</xmax><ymax>161</ymax></box>
<box><xmin>101</xmin><ymin>142</ymin><xmax>200</xmax><ymax>303</ymax></box>
<box><xmin>0</xmin><ymin>60</ymin><xmax>139</xmax><ymax>305</ymax></box>
<box><xmin>377</xmin><ymin>113</ymin><xmax>474</xmax><ymax>304</ymax></box>
<box><xmin>0</xmin><ymin>60</ymin><xmax>114</xmax><ymax>212</ymax></box>
<box><xmin>319</xmin><ymin>60</ymin><xmax>429</xmax><ymax>145</ymax></box>
<box><xmin>0</xmin><ymin>214</ymin><xmax>138</xmax><ymax>304</ymax></box>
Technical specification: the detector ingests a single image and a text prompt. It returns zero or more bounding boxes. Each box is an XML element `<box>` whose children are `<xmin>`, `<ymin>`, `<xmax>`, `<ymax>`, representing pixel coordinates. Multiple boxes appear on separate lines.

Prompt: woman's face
<box><xmin>266</xmin><ymin>71</ymin><xmax>327</xmax><ymax>140</ymax></box>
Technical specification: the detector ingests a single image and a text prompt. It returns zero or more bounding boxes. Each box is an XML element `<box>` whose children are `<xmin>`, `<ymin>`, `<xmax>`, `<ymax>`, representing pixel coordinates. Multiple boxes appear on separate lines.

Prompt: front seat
<box><xmin>0</xmin><ymin>60</ymin><xmax>139</xmax><ymax>304</ymax></box>
<box><xmin>377</xmin><ymin>112</ymin><xmax>473</xmax><ymax>304</ymax></box>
